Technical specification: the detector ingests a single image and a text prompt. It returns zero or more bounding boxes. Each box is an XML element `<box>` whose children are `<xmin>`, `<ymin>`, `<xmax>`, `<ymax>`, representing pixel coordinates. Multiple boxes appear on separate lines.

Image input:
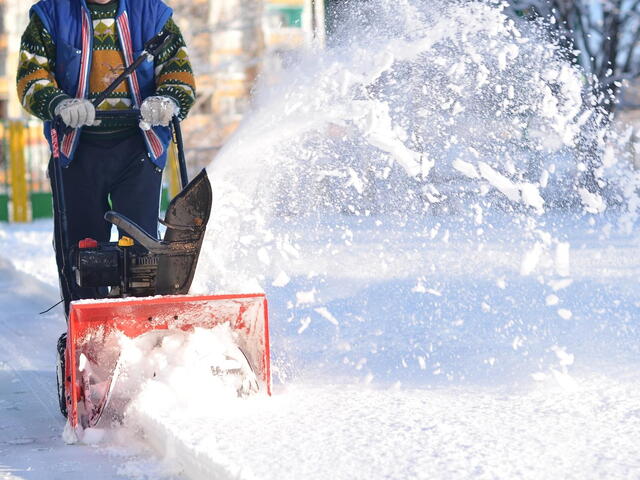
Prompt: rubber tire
<box><xmin>56</xmin><ymin>332</ymin><xmax>68</xmax><ymax>418</ymax></box>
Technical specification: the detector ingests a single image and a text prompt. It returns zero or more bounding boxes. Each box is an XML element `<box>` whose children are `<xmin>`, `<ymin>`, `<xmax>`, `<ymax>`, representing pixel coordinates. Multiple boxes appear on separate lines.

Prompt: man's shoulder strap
<box><xmin>120</xmin><ymin>0</ymin><xmax>173</xmax><ymax>36</ymax></box>
<box><xmin>30</xmin><ymin>0</ymin><xmax>78</xmax><ymax>41</ymax></box>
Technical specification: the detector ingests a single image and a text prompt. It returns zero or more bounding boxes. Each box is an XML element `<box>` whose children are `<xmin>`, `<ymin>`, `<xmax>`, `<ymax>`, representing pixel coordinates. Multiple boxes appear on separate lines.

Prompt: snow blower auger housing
<box><xmin>64</xmin><ymin>293</ymin><xmax>271</xmax><ymax>436</ymax></box>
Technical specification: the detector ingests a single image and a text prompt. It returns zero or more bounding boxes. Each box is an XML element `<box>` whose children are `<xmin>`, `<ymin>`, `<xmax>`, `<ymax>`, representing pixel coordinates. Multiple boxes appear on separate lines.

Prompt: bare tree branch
<box><xmin>574</xmin><ymin>2</ymin><xmax>597</xmax><ymax>74</ymax></box>
<box><xmin>623</xmin><ymin>24</ymin><xmax>640</xmax><ymax>73</ymax></box>
<box><xmin>507</xmin><ymin>0</ymin><xmax>640</xmax><ymax>113</ymax></box>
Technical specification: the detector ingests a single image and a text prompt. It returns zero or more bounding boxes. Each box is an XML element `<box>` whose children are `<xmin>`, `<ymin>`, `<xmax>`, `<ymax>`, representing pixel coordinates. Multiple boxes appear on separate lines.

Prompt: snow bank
<box><xmin>119</xmin><ymin>378</ymin><xmax>640</xmax><ymax>480</ymax></box>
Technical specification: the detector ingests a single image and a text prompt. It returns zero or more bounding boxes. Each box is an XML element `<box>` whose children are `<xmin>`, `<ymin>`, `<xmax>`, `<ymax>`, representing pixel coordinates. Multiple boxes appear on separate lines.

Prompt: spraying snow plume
<box><xmin>192</xmin><ymin>0</ymin><xmax>636</xmax><ymax>384</ymax></box>
<box><xmin>196</xmin><ymin>0</ymin><xmax>604</xmax><ymax>289</ymax></box>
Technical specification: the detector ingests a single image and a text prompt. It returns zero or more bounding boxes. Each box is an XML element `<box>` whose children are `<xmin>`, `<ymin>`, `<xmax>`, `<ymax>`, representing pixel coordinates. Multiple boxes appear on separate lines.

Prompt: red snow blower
<box><xmin>50</xmin><ymin>31</ymin><xmax>271</xmax><ymax>437</ymax></box>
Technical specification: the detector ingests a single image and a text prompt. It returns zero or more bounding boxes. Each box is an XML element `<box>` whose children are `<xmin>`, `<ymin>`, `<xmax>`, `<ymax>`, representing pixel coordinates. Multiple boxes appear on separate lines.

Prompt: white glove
<box><xmin>139</xmin><ymin>96</ymin><xmax>179</xmax><ymax>130</ymax></box>
<box><xmin>54</xmin><ymin>98</ymin><xmax>96</xmax><ymax>129</ymax></box>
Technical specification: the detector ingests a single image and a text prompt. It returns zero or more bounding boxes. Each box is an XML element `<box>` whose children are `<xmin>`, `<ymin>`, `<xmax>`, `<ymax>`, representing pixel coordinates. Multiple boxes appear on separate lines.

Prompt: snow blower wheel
<box><xmin>56</xmin><ymin>332</ymin><xmax>67</xmax><ymax>418</ymax></box>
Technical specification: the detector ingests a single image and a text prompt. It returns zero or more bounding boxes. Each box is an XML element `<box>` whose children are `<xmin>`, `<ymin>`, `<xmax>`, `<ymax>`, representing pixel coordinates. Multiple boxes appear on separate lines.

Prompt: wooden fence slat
<box><xmin>9</xmin><ymin>121</ymin><xmax>29</xmax><ymax>223</ymax></box>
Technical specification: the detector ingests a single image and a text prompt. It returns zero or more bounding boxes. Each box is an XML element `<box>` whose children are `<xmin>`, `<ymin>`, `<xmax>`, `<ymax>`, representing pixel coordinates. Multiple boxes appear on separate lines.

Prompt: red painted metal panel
<box><xmin>66</xmin><ymin>294</ymin><xmax>271</xmax><ymax>429</ymax></box>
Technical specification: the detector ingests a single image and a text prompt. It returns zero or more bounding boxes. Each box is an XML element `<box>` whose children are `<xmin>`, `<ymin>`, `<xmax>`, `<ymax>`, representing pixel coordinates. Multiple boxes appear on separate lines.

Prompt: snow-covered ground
<box><xmin>0</xmin><ymin>214</ymin><xmax>639</xmax><ymax>479</ymax></box>
<box><xmin>3</xmin><ymin>1</ymin><xmax>640</xmax><ymax>478</ymax></box>
<box><xmin>0</xmin><ymin>222</ymin><xmax>175</xmax><ymax>480</ymax></box>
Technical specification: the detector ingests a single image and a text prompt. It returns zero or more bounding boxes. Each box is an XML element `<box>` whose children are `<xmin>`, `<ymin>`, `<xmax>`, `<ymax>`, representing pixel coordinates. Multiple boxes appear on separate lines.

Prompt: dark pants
<box><xmin>49</xmin><ymin>132</ymin><xmax>162</xmax><ymax>317</ymax></box>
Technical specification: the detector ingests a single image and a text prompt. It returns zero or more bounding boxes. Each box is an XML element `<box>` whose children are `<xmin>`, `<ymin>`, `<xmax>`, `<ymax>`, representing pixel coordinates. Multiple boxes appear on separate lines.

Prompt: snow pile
<box><xmin>68</xmin><ymin>324</ymin><xmax>259</xmax><ymax>440</ymax></box>
<box><xmin>124</xmin><ymin>376</ymin><xmax>640</xmax><ymax>480</ymax></box>
<box><xmin>108</xmin><ymin>326</ymin><xmax>264</xmax><ymax>479</ymax></box>
<box><xmin>115</xmin><ymin>326</ymin><xmax>256</xmax><ymax>419</ymax></box>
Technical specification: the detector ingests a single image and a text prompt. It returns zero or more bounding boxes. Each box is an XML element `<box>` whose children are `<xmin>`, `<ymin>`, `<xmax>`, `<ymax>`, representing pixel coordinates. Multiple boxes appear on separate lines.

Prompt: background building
<box><xmin>0</xmin><ymin>0</ymin><xmax>326</xmax><ymax>221</ymax></box>
<box><xmin>0</xmin><ymin>0</ymin><xmax>6</xmax><ymax>120</ymax></box>
<box><xmin>170</xmin><ymin>0</ymin><xmax>325</xmax><ymax>166</ymax></box>
<box><xmin>1</xmin><ymin>0</ymin><xmax>34</xmax><ymax>120</ymax></box>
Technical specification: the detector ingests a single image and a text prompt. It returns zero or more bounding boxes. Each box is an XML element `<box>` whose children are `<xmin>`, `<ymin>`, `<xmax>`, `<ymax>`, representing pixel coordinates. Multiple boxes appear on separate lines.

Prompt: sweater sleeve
<box><xmin>16</xmin><ymin>14</ymin><xmax>71</xmax><ymax>121</ymax></box>
<box><xmin>154</xmin><ymin>17</ymin><xmax>197</xmax><ymax>120</ymax></box>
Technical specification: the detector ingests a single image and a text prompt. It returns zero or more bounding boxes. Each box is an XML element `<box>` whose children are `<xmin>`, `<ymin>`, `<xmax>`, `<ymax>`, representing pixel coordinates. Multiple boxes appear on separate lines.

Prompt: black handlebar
<box><xmin>54</xmin><ymin>29</ymin><xmax>175</xmax><ymax>134</ymax></box>
<box><xmin>94</xmin><ymin>109</ymin><xmax>142</xmax><ymax>120</ymax></box>
<box><xmin>53</xmin><ymin>109</ymin><xmax>188</xmax><ymax>188</ymax></box>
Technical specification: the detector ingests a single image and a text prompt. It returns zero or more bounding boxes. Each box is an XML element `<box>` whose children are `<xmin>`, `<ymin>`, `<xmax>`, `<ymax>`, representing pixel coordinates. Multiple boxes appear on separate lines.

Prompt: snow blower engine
<box><xmin>73</xmin><ymin>168</ymin><xmax>211</xmax><ymax>299</ymax></box>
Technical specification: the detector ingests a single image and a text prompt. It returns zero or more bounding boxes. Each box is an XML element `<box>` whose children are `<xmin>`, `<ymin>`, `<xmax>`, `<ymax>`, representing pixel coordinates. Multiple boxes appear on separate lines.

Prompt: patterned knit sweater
<box><xmin>17</xmin><ymin>0</ymin><xmax>196</xmax><ymax>133</ymax></box>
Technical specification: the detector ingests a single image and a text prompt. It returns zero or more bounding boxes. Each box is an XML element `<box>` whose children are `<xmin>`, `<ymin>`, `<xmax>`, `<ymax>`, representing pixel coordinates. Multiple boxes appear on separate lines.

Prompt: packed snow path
<box><xmin>0</xmin><ymin>223</ymin><xmax>171</xmax><ymax>480</ymax></box>
<box><xmin>134</xmin><ymin>378</ymin><xmax>640</xmax><ymax>480</ymax></box>
<box><xmin>0</xmin><ymin>237</ymin><xmax>122</xmax><ymax>479</ymax></box>
<box><xmin>1</xmin><ymin>218</ymin><xmax>639</xmax><ymax>479</ymax></box>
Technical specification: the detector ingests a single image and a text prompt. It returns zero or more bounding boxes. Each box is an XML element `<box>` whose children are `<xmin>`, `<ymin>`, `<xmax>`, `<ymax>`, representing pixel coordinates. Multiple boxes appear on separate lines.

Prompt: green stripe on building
<box><xmin>0</xmin><ymin>194</ymin><xmax>8</xmax><ymax>222</ymax></box>
<box><xmin>30</xmin><ymin>191</ymin><xmax>52</xmax><ymax>219</ymax></box>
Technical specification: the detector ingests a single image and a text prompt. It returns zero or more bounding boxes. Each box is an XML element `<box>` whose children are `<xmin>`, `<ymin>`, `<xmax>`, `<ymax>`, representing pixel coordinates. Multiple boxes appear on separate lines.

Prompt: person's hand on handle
<box><xmin>139</xmin><ymin>96</ymin><xmax>179</xmax><ymax>130</ymax></box>
<box><xmin>54</xmin><ymin>99</ymin><xmax>96</xmax><ymax>129</ymax></box>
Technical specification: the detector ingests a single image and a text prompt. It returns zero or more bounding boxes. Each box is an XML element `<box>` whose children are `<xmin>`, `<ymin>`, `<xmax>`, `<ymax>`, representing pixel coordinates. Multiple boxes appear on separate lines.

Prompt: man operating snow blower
<box><xmin>15</xmin><ymin>1</ymin><xmax>270</xmax><ymax>433</ymax></box>
<box><xmin>17</xmin><ymin>0</ymin><xmax>196</xmax><ymax>317</ymax></box>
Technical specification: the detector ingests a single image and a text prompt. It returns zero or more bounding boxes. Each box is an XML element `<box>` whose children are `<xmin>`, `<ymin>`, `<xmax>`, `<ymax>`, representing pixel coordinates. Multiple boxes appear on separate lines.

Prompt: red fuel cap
<box><xmin>78</xmin><ymin>238</ymin><xmax>99</xmax><ymax>249</ymax></box>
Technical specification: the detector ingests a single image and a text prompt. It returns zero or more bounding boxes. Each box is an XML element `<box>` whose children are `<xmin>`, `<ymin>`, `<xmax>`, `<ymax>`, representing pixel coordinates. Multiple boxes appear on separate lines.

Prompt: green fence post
<box><xmin>0</xmin><ymin>121</ymin><xmax>8</xmax><ymax>222</ymax></box>
<box><xmin>27</xmin><ymin>121</ymin><xmax>53</xmax><ymax>219</ymax></box>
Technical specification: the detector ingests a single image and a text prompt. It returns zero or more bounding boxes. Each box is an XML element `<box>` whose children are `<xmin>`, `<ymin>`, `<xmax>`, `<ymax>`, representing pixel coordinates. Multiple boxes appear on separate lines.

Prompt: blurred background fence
<box><xmin>0</xmin><ymin>120</ymin><xmax>183</xmax><ymax>222</ymax></box>
<box><xmin>0</xmin><ymin>120</ymin><xmax>50</xmax><ymax>222</ymax></box>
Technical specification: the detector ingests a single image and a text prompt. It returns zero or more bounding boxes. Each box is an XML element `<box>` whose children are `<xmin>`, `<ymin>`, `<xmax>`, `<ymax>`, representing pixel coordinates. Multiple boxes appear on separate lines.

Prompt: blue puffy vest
<box><xmin>31</xmin><ymin>0</ymin><xmax>174</xmax><ymax>168</ymax></box>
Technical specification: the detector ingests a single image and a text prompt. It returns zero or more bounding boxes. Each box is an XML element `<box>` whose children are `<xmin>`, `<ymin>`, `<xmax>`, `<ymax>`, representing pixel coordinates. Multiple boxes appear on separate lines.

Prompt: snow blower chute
<box><xmin>51</xmin><ymin>31</ymin><xmax>270</xmax><ymax>438</ymax></box>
